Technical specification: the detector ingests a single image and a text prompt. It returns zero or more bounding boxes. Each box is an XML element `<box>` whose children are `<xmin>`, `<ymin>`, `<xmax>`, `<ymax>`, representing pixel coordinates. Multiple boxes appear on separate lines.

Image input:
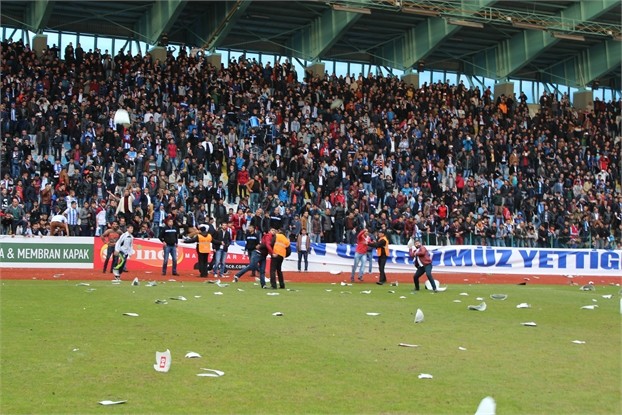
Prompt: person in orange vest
<box><xmin>184</xmin><ymin>226</ymin><xmax>212</xmax><ymax>278</ymax></box>
<box><xmin>269</xmin><ymin>228</ymin><xmax>290</xmax><ymax>289</ymax></box>
<box><xmin>370</xmin><ymin>229</ymin><xmax>390</xmax><ymax>285</ymax></box>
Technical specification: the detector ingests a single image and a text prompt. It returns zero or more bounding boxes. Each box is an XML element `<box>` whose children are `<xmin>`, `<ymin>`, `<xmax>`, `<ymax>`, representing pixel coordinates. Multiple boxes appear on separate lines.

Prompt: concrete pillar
<box><xmin>573</xmin><ymin>90</ymin><xmax>594</xmax><ymax>112</ymax></box>
<box><xmin>32</xmin><ymin>34</ymin><xmax>48</xmax><ymax>58</ymax></box>
<box><xmin>305</xmin><ymin>62</ymin><xmax>325</xmax><ymax>79</ymax></box>
<box><xmin>401</xmin><ymin>73</ymin><xmax>419</xmax><ymax>88</ymax></box>
<box><xmin>494</xmin><ymin>82</ymin><xmax>515</xmax><ymax>100</ymax></box>
<box><xmin>148</xmin><ymin>46</ymin><xmax>167</xmax><ymax>63</ymax></box>
<box><xmin>205</xmin><ymin>53</ymin><xmax>222</xmax><ymax>69</ymax></box>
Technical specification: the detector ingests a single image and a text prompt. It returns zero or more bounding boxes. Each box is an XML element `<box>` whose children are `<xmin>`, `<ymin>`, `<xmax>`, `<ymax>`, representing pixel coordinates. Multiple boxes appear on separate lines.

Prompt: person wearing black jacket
<box><xmin>159</xmin><ymin>218</ymin><xmax>179</xmax><ymax>276</ymax></box>
<box><xmin>211</xmin><ymin>222</ymin><xmax>231</xmax><ymax>277</ymax></box>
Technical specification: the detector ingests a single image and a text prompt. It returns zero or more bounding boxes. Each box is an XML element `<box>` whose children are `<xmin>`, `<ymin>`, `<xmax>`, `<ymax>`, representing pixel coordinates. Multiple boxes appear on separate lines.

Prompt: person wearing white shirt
<box><xmin>113</xmin><ymin>224</ymin><xmax>135</xmax><ymax>280</ymax></box>
<box><xmin>50</xmin><ymin>214</ymin><xmax>69</xmax><ymax>236</ymax></box>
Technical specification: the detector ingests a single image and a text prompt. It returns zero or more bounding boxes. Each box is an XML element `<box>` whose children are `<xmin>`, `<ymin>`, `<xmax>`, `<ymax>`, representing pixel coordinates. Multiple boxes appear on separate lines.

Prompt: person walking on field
<box><xmin>410</xmin><ymin>239</ymin><xmax>438</xmax><ymax>292</ymax></box>
<box><xmin>113</xmin><ymin>224</ymin><xmax>134</xmax><ymax>280</ymax></box>
<box><xmin>183</xmin><ymin>226</ymin><xmax>212</xmax><ymax>278</ymax></box>
<box><xmin>101</xmin><ymin>220</ymin><xmax>122</xmax><ymax>273</ymax></box>
<box><xmin>350</xmin><ymin>228</ymin><xmax>370</xmax><ymax>282</ymax></box>
<box><xmin>371</xmin><ymin>229</ymin><xmax>389</xmax><ymax>285</ymax></box>
<box><xmin>269</xmin><ymin>228</ymin><xmax>290</xmax><ymax>289</ymax></box>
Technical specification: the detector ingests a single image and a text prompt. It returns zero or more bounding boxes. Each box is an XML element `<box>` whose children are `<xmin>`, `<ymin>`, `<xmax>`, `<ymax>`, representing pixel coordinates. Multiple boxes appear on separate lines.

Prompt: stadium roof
<box><xmin>1</xmin><ymin>0</ymin><xmax>620</xmax><ymax>89</ymax></box>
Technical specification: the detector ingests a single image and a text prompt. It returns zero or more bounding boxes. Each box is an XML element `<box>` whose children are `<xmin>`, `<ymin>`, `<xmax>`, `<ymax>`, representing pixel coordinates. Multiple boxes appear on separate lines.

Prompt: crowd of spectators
<box><xmin>1</xmin><ymin>37</ymin><xmax>621</xmax><ymax>250</ymax></box>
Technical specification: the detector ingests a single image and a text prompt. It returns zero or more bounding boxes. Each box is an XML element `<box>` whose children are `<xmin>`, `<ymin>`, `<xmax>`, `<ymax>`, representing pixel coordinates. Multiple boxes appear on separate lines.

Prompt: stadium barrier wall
<box><xmin>2</xmin><ymin>237</ymin><xmax>620</xmax><ymax>277</ymax></box>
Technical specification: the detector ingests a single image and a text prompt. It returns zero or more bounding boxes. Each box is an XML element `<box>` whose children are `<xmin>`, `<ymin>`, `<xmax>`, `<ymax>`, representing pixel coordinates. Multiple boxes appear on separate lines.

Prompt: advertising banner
<box><xmin>93</xmin><ymin>238</ymin><xmax>252</xmax><ymax>272</ymax></box>
<box><xmin>0</xmin><ymin>236</ymin><xmax>94</xmax><ymax>269</ymax></box>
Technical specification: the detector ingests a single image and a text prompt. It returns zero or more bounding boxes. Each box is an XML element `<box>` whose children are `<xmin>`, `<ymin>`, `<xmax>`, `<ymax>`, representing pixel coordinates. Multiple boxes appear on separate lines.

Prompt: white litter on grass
<box><xmin>86</xmin><ymin>288</ymin><xmax>97</xmax><ymax>292</ymax></box>
<box><xmin>474</xmin><ymin>396</ymin><xmax>496</xmax><ymax>415</ymax></box>
<box><xmin>76</xmin><ymin>283</ymin><xmax>90</xmax><ymax>286</ymax></box>
<box><xmin>418</xmin><ymin>373</ymin><xmax>433</xmax><ymax>379</ymax></box>
<box><xmin>414</xmin><ymin>308</ymin><xmax>424</xmax><ymax>323</ymax></box>
<box><xmin>468</xmin><ymin>302</ymin><xmax>487</xmax><ymax>311</ymax></box>
<box><xmin>490</xmin><ymin>294</ymin><xmax>507</xmax><ymax>300</ymax></box>
<box><xmin>194</xmin><ymin>295</ymin><xmax>202</xmax><ymax>298</ymax></box>
<box><xmin>325</xmin><ymin>289</ymin><xmax>333</xmax><ymax>292</ymax></box>
<box><xmin>360</xmin><ymin>290</ymin><xmax>372</xmax><ymax>294</ymax></box>
<box><xmin>146</xmin><ymin>281</ymin><xmax>157</xmax><ymax>287</ymax></box>
<box><xmin>581</xmin><ymin>305</ymin><xmax>598</xmax><ymax>310</ymax></box>
<box><xmin>388</xmin><ymin>290</ymin><xmax>395</xmax><ymax>294</ymax></box>
<box><xmin>601</xmin><ymin>294</ymin><xmax>612</xmax><ymax>299</ymax></box>
<box><xmin>266</xmin><ymin>292</ymin><xmax>280</xmax><ymax>296</ymax></box>
<box><xmin>122</xmin><ymin>313</ymin><xmax>139</xmax><ymax>317</ymax></box>
<box><xmin>170</xmin><ymin>296</ymin><xmax>187</xmax><ymax>301</ymax></box>
<box><xmin>237</xmin><ymin>288</ymin><xmax>245</xmax><ymax>292</ymax></box>
<box><xmin>521</xmin><ymin>322</ymin><xmax>537</xmax><ymax>327</ymax></box>
<box><xmin>213</xmin><ymin>292</ymin><xmax>223</xmax><ymax>296</ymax></box>
<box><xmin>112</xmin><ymin>281</ymin><xmax>121</xmax><ymax>285</ymax></box>
<box><xmin>154</xmin><ymin>349</ymin><xmax>171</xmax><ymax>372</ymax></box>
<box><xmin>476</xmin><ymin>297</ymin><xmax>484</xmax><ymax>301</ymax></box>
<box><xmin>272</xmin><ymin>312</ymin><xmax>283</xmax><ymax>316</ymax></box>
<box><xmin>580</xmin><ymin>284</ymin><xmax>595</xmax><ymax>291</ymax></box>
<box><xmin>197</xmin><ymin>373</ymin><xmax>220</xmax><ymax>377</ymax></box>
<box><xmin>425</xmin><ymin>280</ymin><xmax>447</xmax><ymax>291</ymax></box>
<box><xmin>453</xmin><ymin>300</ymin><xmax>462</xmax><ymax>303</ymax></box>
<box><xmin>571</xmin><ymin>340</ymin><xmax>586</xmax><ymax>344</ymax></box>
<box><xmin>391</xmin><ymin>281</ymin><xmax>399</xmax><ymax>286</ymax></box>
<box><xmin>459</xmin><ymin>292</ymin><xmax>469</xmax><ymax>296</ymax></box>
<box><xmin>99</xmin><ymin>400</ymin><xmax>126</xmax><ymax>406</ymax></box>
<box><xmin>366</xmin><ymin>312</ymin><xmax>380</xmax><ymax>316</ymax></box>
<box><xmin>72</xmin><ymin>348</ymin><xmax>80</xmax><ymax>352</ymax></box>
<box><xmin>340</xmin><ymin>281</ymin><xmax>347</xmax><ymax>286</ymax></box>
<box><xmin>132</xmin><ymin>277</ymin><xmax>139</xmax><ymax>286</ymax></box>
<box><xmin>185</xmin><ymin>352</ymin><xmax>201</xmax><ymax>358</ymax></box>
<box><xmin>399</xmin><ymin>296</ymin><xmax>407</xmax><ymax>299</ymax></box>
<box><xmin>155</xmin><ymin>299</ymin><xmax>168</xmax><ymax>304</ymax></box>
<box><xmin>340</xmin><ymin>291</ymin><xmax>352</xmax><ymax>294</ymax></box>
<box><xmin>216</xmin><ymin>281</ymin><xmax>229</xmax><ymax>288</ymax></box>
<box><xmin>516</xmin><ymin>303</ymin><xmax>531</xmax><ymax>309</ymax></box>
<box><xmin>330</xmin><ymin>270</ymin><xmax>342</xmax><ymax>275</ymax></box>
<box><xmin>199</xmin><ymin>368</ymin><xmax>225</xmax><ymax>377</ymax></box>
<box><xmin>458</xmin><ymin>347</ymin><xmax>467</xmax><ymax>351</ymax></box>
<box><xmin>398</xmin><ymin>343</ymin><xmax>419</xmax><ymax>348</ymax></box>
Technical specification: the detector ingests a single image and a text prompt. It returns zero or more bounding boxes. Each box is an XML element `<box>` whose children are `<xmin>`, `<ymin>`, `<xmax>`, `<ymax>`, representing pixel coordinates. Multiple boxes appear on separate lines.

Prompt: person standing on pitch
<box><xmin>410</xmin><ymin>239</ymin><xmax>438</xmax><ymax>292</ymax></box>
<box><xmin>101</xmin><ymin>220</ymin><xmax>121</xmax><ymax>273</ymax></box>
<box><xmin>113</xmin><ymin>224</ymin><xmax>134</xmax><ymax>281</ymax></box>
<box><xmin>350</xmin><ymin>228</ymin><xmax>370</xmax><ymax>282</ymax></box>
<box><xmin>269</xmin><ymin>228</ymin><xmax>290</xmax><ymax>289</ymax></box>
<box><xmin>159</xmin><ymin>218</ymin><xmax>179</xmax><ymax>276</ymax></box>
<box><xmin>183</xmin><ymin>226</ymin><xmax>212</xmax><ymax>278</ymax></box>
<box><xmin>296</xmin><ymin>228</ymin><xmax>310</xmax><ymax>272</ymax></box>
<box><xmin>371</xmin><ymin>229</ymin><xmax>389</xmax><ymax>285</ymax></box>
<box><xmin>234</xmin><ymin>226</ymin><xmax>270</xmax><ymax>285</ymax></box>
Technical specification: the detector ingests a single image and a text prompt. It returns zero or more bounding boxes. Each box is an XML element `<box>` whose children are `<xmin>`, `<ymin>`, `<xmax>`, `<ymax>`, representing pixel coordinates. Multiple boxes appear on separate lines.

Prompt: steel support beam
<box><xmin>469</xmin><ymin>0</ymin><xmax>619</xmax><ymax>80</ymax></box>
<box><xmin>190</xmin><ymin>0</ymin><xmax>251</xmax><ymax>51</ymax></box>
<box><xmin>136</xmin><ymin>0</ymin><xmax>186</xmax><ymax>45</ymax></box>
<box><xmin>374</xmin><ymin>0</ymin><xmax>495</xmax><ymax>70</ymax></box>
<box><xmin>289</xmin><ymin>9</ymin><xmax>361</xmax><ymax>62</ymax></box>
<box><xmin>26</xmin><ymin>0</ymin><xmax>55</xmax><ymax>33</ymax></box>
<box><xmin>543</xmin><ymin>40</ymin><xmax>621</xmax><ymax>88</ymax></box>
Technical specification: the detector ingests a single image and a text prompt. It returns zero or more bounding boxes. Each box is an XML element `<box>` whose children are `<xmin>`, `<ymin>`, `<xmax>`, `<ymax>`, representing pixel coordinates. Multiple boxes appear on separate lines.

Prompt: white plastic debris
<box><xmin>474</xmin><ymin>396</ymin><xmax>496</xmax><ymax>415</ymax></box>
<box><xmin>458</xmin><ymin>346</ymin><xmax>467</xmax><ymax>351</ymax></box>
<box><xmin>414</xmin><ymin>308</ymin><xmax>424</xmax><ymax>323</ymax></box>
<box><xmin>366</xmin><ymin>312</ymin><xmax>380</xmax><ymax>316</ymax></box>
<box><xmin>580</xmin><ymin>305</ymin><xmax>598</xmax><ymax>310</ymax></box>
<box><xmin>521</xmin><ymin>322</ymin><xmax>537</xmax><ymax>327</ymax></box>
<box><xmin>170</xmin><ymin>296</ymin><xmax>187</xmax><ymax>301</ymax></box>
<box><xmin>132</xmin><ymin>277</ymin><xmax>139</xmax><ymax>286</ymax></box>
<box><xmin>154</xmin><ymin>349</ymin><xmax>171</xmax><ymax>372</ymax></box>
<box><xmin>122</xmin><ymin>312</ymin><xmax>139</xmax><ymax>317</ymax></box>
<box><xmin>468</xmin><ymin>302</ymin><xmax>487</xmax><ymax>311</ymax></box>
<box><xmin>398</xmin><ymin>343</ymin><xmax>419</xmax><ymax>348</ymax></box>
<box><xmin>185</xmin><ymin>352</ymin><xmax>201</xmax><ymax>358</ymax></box>
<box><xmin>516</xmin><ymin>303</ymin><xmax>531</xmax><ymax>309</ymax></box>
<box><xmin>490</xmin><ymin>294</ymin><xmax>507</xmax><ymax>300</ymax></box>
<box><xmin>418</xmin><ymin>373</ymin><xmax>433</xmax><ymax>379</ymax></box>
<box><xmin>99</xmin><ymin>400</ymin><xmax>126</xmax><ymax>406</ymax></box>
<box><xmin>571</xmin><ymin>340</ymin><xmax>586</xmax><ymax>344</ymax></box>
<box><xmin>272</xmin><ymin>312</ymin><xmax>283</xmax><ymax>316</ymax></box>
